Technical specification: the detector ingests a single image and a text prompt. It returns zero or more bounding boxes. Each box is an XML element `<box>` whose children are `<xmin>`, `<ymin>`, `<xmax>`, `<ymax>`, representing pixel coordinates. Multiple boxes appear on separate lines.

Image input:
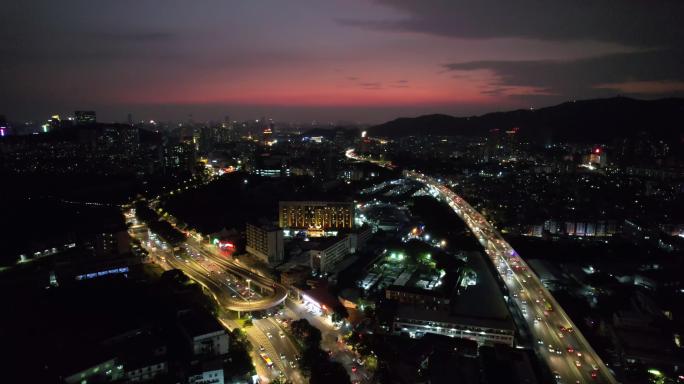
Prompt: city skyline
<box><xmin>2</xmin><ymin>3</ymin><xmax>684</xmax><ymax>384</ymax></box>
<box><xmin>3</xmin><ymin>1</ymin><xmax>684</xmax><ymax>122</ymax></box>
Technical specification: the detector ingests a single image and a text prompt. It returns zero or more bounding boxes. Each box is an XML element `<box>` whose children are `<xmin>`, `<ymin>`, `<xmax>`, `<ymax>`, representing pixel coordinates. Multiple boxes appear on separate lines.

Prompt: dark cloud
<box><xmin>445</xmin><ymin>48</ymin><xmax>684</xmax><ymax>98</ymax></box>
<box><xmin>359</xmin><ymin>82</ymin><xmax>383</xmax><ymax>90</ymax></box>
<box><xmin>89</xmin><ymin>31</ymin><xmax>178</xmax><ymax>43</ymax></box>
<box><xmin>341</xmin><ymin>0</ymin><xmax>684</xmax><ymax>48</ymax></box>
<box><xmin>480</xmin><ymin>87</ymin><xmax>510</xmax><ymax>96</ymax></box>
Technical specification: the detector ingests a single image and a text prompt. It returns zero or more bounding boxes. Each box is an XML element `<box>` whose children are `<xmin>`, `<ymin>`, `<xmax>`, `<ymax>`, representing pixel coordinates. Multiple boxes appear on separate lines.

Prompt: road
<box><xmin>283</xmin><ymin>300</ymin><xmax>372</xmax><ymax>384</ymax></box>
<box><xmin>405</xmin><ymin>170</ymin><xmax>617</xmax><ymax>384</ymax></box>
<box><xmin>346</xmin><ymin>150</ymin><xmax>617</xmax><ymax>383</ymax></box>
<box><xmin>184</xmin><ymin>237</ymin><xmax>289</xmax><ymax>312</ymax></box>
<box><xmin>127</xmin><ymin>212</ymin><xmax>300</xmax><ymax>383</ymax></box>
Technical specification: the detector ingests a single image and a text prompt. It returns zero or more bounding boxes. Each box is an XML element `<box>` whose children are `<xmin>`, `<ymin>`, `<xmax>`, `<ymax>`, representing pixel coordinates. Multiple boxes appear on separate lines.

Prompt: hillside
<box><xmin>368</xmin><ymin>97</ymin><xmax>684</xmax><ymax>143</ymax></box>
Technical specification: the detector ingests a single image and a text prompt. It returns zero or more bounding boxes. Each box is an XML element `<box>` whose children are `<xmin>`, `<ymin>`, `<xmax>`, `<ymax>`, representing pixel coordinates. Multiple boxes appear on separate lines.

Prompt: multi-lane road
<box><xmin>406</xmin><ymin>170</ymin><xmax>617</xmax><ymax>384</ymax></box>
<box><xmin>346</xmin><ymin>148</ymin><xmax>617</xmax><ymax>383</ymax></box>
<box><xmin>129</xmin><ymin>205</ymin><xmax>372</xmax><ymax>383</ymax></box>
<box><xmin>185</xmin><ymin>237</ymin><xmax>289</xmax><ymax>312</ymax></box>
<box><xmin>127</xmin><ymin>212</ymin><xmax>300</xmax><ymax>383</ymax></box>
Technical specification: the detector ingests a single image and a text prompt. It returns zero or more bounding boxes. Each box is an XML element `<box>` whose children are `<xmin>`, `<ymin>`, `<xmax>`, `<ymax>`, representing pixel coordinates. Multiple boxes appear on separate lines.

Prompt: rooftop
<box><xmin>450</xmin><ymin>251</ymin><xmax>512</xmax><ymax>322</ymax></box>
<box><xmin>178</xmin><ymin>310</ymin><xmax>225</xmax><ymax>338</ymax></box>
<box><xmin>396</xmin><ymin>303</ymin><xmax>514</xmax><ymax>331</ymax></box>
<box><xmin>302</xmin><ymin>282</ymin><xmax>340</xmax><ymax>310</ymax></box>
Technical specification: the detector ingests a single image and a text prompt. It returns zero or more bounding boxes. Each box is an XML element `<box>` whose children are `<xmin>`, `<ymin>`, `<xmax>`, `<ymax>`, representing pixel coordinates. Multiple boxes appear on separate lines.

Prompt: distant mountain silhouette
<box><xmin>368</xmin><ymin>97</ymin><xmax>684</xmax><ymax>143</ymax></box>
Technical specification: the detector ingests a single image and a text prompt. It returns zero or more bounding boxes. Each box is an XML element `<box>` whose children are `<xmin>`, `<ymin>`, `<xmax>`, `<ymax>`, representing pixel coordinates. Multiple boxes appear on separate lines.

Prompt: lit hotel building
<box><xmin>278</xmin><ymin>201</ymin><xmax>354</xmax><ymax>231</ymax></box>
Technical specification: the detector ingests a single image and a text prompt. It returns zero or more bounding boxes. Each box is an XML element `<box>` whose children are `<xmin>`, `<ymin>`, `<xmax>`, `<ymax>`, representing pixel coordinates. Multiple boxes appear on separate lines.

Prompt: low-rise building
<box><xmin>125</xmin><ymin>359</ymin><xmax>168</xmax><ymax>383</ymax></box>
<box><xmin>188</xmin><ymin>360</ymin><xmax>225</xmax><ymax>384</ymax></box>
<box><xmin>392</xmin><ymin>252</ymin><xmax>515</xmax><ymax>347</ymax></box>
<box><xmin>386</xmin><ymin>285</ymin><xmax>450</xmax><ymax>309</ymax></box>
<box><xmin>348</xmin><ymin>224</ymin><xmax>373</xmax><ymax>253</ymax></box>
<box><xmin>393</xmin><ymin>305</ymin><xmax>515</xmax><ymax>346</ymax></box>
<box><xmin>309</xmin><ymin>235</ymin><xmax>351</xmax><ymax>273</ymax></box>
<box><xmin>178</xmin><ymin>311</ymin><xmax>230</xmax><ymax>358</ymax></box>
<box><xmin>280</xmin><ymin>265</ymin><xmax>311</xmax><ymax>287</ymax></box>
<box><xmin>122</xmin><ymin>335</ymin><xmax>169</xmax><ymax>383</ymax></box>
<box><xmin>64</xmin><ymin>357</ymin><xmax>124</xmax><ymax>384</ymax></box>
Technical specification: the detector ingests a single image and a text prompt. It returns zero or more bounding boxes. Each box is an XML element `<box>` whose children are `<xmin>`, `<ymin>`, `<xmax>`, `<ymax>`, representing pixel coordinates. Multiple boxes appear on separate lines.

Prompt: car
<box><xmin>591</xmin><ymin>371</ymin><xmax>598</xmax><ymax>379</ymax></box>
<box><xmin>289</xmin><ymin>361</ymin><xmax>296</xmax><ymax>368</ymax></box>
<box><xmin>555</xmin><ymin>348</ymin><xmax>562</xmax><ymax>355</ymax></box>
<box><xmin>259</xmin><ymin>345</ymin><xmax>265</xmax><ymax>351</ymax></box>
<box><xmin>352</xmin><ymin>365</ymin><xmax>358</xmax><ymax>373</ymax></box>
<box><xmin>567</xmin><ymin>345</ymin><xmax>575</xmax><ymax>353</ymax></box>
<box><xmin>537</xmin><ymin>338</ymin><xmax>544</xmax><ymax>345</ymax></box>
<box><xmin>548</xmin><ymin>345</ymin><xmax>555</xmax><ymax>353</ymax></box>
<box><xmin>576</xmin><ymin>351</ymin><xmax>582</xmax><ymax>357</ymax></box>
<box><xmin>575</xmin><ymin>360</ymin><xmax>582</xmax><ymax>367</ymax></box>
<box><xmin>280</xmin><ymin>353</ymin><xmax>286</xmax><ymax>360</ymax></box>
<box><xmin>591</xmin><ymin>364</ymin><xmax>599</xmax><ymax>371</ymax></box>
<box><xmin>267</xmin><ymin>332</ymin><xmax>273</xmax><ymax>338</ymax></box>
<box><xmin>279</xmin><ymin>331</ymin><xmax>285</xmax><ymax>338</ymax></box>
<box><xmin>557</xmin><ymin>332</ymin><xmax>564</xmax><ymax>338</ymax></box>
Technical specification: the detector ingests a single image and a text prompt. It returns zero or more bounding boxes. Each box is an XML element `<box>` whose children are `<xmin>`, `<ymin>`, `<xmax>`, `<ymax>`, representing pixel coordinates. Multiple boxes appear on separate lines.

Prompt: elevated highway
<box><xmin>406</xmin><ymin>170</ymin><xmax>617</xmax><ymax>384</ymax></box>
<box><xmin>129</xmin><ymin>214</ymin><xmax>287</xmax><ymax>313</ymax></box>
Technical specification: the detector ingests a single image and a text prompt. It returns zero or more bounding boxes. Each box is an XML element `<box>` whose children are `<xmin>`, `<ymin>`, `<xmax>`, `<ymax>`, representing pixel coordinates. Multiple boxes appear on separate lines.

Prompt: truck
<box><xmin>260</xmin><ymin>353</ymin><xmax>274</xmax><ymax>368</ymax></box>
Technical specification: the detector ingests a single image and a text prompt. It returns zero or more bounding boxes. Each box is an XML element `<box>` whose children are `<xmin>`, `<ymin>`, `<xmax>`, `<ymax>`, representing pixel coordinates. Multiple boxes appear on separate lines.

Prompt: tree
<box><xmin>332</xmin><ymin>305</ymin><xmax>349</xmax><ymax>323</ymax></box>
<box><xmin>160</xmin><ymin>269</ymin><xmax>189</xmax><ymax>285</ymax></box>
<box><xmin>230</xmin><ymin>329</ymin><xmax>252</xmax><ymax>351</ymax></box>
<box><xmin>291</xmin><ymin>319</ymin><xmax>321</xmax><ymax>348</ymax></box>
<box><xmin>224</xmin><ymin>332</ymin><xmax>256</xmax><ymax>379</ymax></box>
<box><xmin>310</xmin><ymin>360</ymin><xmax>350</xmax><ymax>384</ymax></box>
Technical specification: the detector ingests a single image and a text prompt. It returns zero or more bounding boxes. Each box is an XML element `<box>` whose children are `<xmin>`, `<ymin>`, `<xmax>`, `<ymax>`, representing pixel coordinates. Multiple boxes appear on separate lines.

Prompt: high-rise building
<box><xmin>262</xmin><ymin>127</ymin><xmax>273</xmax><ymax>144</ymax></box>
<box><xmin>199</xmin><ymin>125</ymin><xmax>216</xmax><ymax>153</ymax></box>
<box><xmin>75</xmin><ymin>110</ymin><xmax>97</xmax><ymax>125</ymax></box>
<box><xmin>279</xmin><ymin>201</ymin><xmax>354</xmax><ymax>230</ymax></box>
<box><xmin>246</xmin><ymin>222</ymin><xmax>284</xmax><ymax>265</ymax></box>
<box><xmin>218</xmin><ymin>119</ymin><xmax>237</xmax><ymax>143</ymax></box>
<box><xmin>163</xmin><ymin>141</ymin><xmax>196</xmax><ymax>174</ymax></box>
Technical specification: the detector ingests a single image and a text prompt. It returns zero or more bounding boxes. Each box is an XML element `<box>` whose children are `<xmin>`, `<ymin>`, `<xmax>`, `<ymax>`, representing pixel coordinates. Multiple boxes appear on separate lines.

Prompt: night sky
<box><xmin>3</xmin><ymin>1</ymin><xmax>683</xmax><ymax>122</ymax></box>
